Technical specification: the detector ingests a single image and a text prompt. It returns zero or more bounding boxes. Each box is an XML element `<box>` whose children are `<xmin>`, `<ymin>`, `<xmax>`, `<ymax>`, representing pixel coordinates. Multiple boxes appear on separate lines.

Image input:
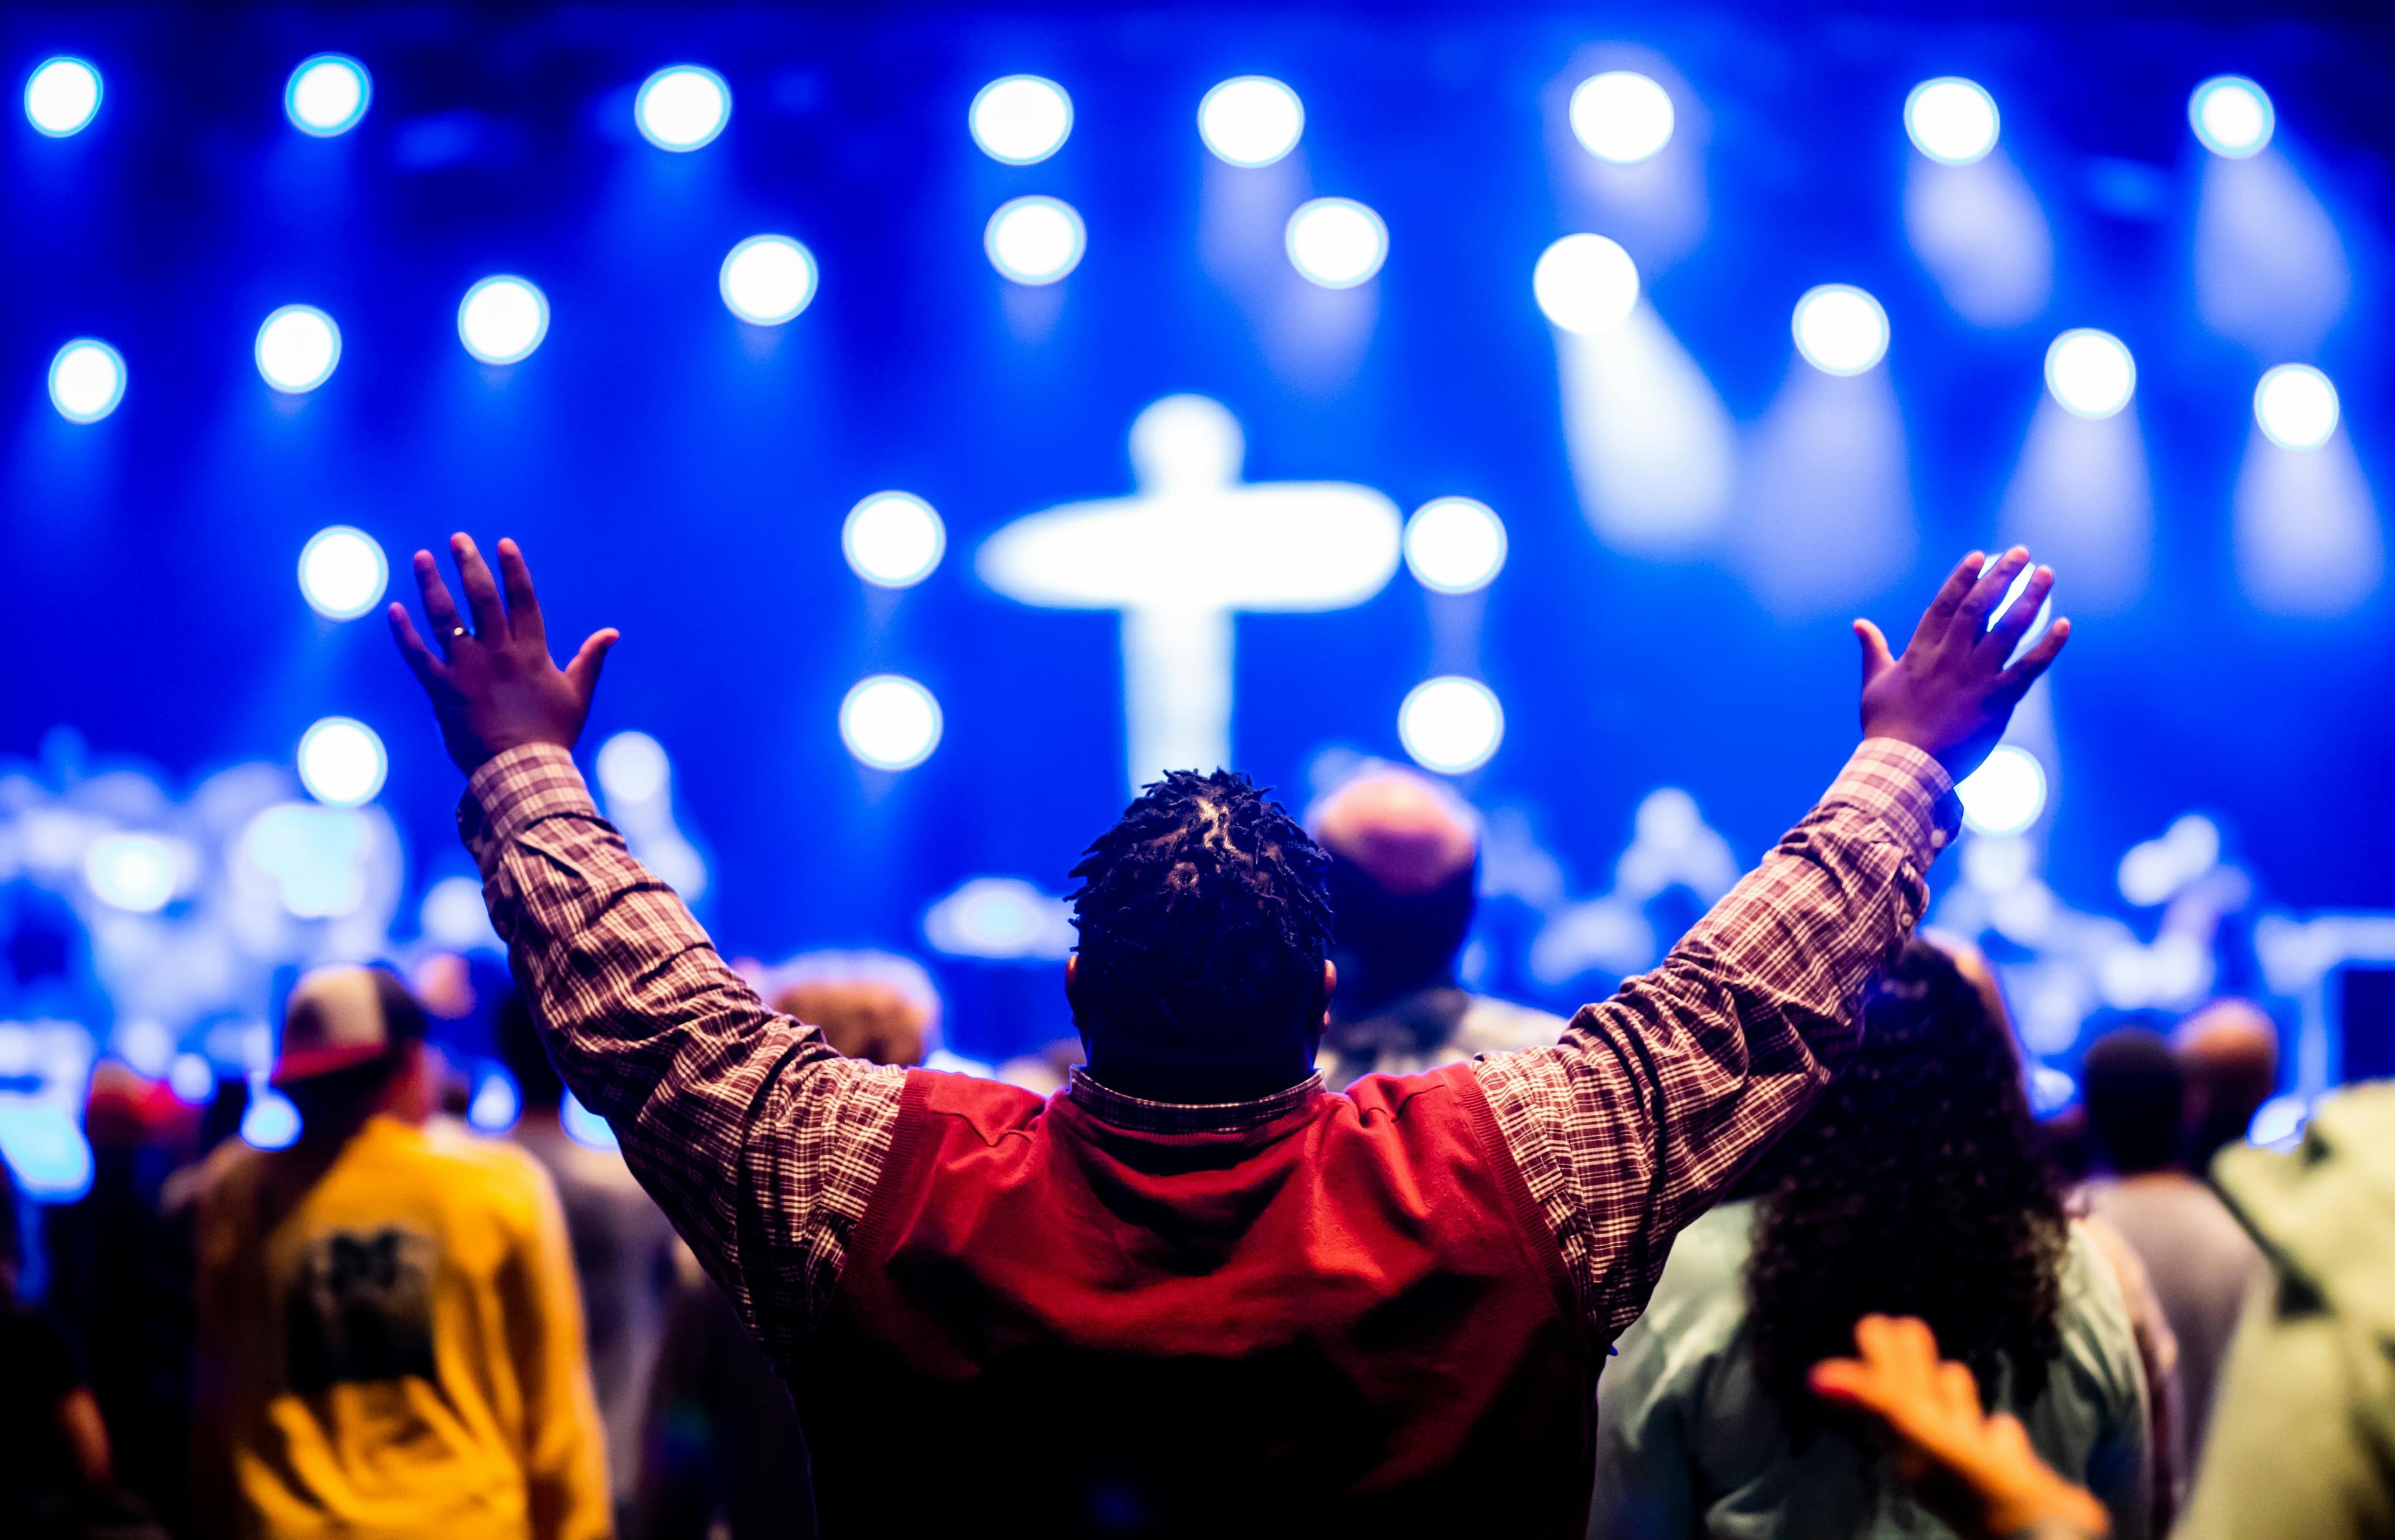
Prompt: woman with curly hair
<box><xmin>1589</xmin><ymin>937</ymin><xmax>2153</xmax><ymax>1539</ymax></box>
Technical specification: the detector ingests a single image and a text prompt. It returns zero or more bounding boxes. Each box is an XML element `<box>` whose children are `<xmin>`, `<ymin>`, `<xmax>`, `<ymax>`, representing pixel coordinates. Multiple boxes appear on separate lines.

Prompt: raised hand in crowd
<box><xmin>1856</xmin><ymin>546</ymin><xmax>2068</xmax><ymax>777</ymax></box>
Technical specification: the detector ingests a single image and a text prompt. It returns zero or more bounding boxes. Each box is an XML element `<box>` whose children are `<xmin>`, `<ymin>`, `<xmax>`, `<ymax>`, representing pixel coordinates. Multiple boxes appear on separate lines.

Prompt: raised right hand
<box><xmin>1856</xmin><ymin>548</ymin><xmax>2069</xmax><ymax>780</ymax></box>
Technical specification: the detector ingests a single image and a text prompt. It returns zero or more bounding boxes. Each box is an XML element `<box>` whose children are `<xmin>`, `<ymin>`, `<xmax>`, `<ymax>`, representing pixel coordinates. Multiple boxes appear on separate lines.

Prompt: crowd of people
<box><xmin>1</xmin><ymin>536</ymin><xmax>2384</xmax><ymax>1539</ymax></box>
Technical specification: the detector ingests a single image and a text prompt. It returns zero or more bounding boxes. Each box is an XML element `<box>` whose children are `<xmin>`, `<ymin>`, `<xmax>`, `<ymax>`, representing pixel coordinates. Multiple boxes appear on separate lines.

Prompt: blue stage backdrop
<box><xmin>2</xmin><ymin>4</ymin><xmax>2391</xmax><ymax>1183</ymax></box>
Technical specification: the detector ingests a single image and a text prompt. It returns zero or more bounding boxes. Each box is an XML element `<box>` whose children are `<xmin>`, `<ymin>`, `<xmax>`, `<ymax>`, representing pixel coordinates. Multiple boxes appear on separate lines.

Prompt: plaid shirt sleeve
<box><xmin>1474</xmin><ymin>737</ymin><xmax>1959</xmax><ymax>1343</ymax></box>
<box><xmin>459</xmin><ymin>743</ymin><xmax>904</xmax><ymax>1360</ymax></box>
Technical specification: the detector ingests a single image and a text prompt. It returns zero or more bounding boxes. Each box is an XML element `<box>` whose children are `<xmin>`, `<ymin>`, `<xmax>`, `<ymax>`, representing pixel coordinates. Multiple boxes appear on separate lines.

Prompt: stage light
<box><xmin>49</xmin><ymin>339</ymin><xmax>125</xmax><ymax>424</ymax></box>
<box><xmin>420</xmin><ymin>874</ymin><xmax>497</xmax><ymax>949</ymax></box>
<box><xmin>985</xmin><ymin>196</ymin><xmax>1085</xmax><ymax>285</ymax></box>
<box><xmin>840</xmin><ymin>676</ymin><xmax>943</xmax><ymax>771</ymax></box>
<box><xmin>1904</xmin><ymin>77</ymin><xmax>2000</xmax><ymax>165</ymax></box>
<box><xmin>1958</xmin><ymin>745</ymin><xmax>2047</xmax><ymax>835</ymax></box>
<box><xmin>595</xmin><ymin>730</ymin><xmax>670</xmax><ymax>805</ymax></box>
<box><xmin>1404</xmin><ymin>498</ymin><xmax>1507</xmax><ymax>594</ymax></box>
<box><xmin>467</xmin><ymin>1067</ymin><xmax>520</xmax><ymax>1133</ymax></box>
<box><xmin>1198</xmin><ymin>75</ymin><xmax>1304</xmax><ymax>167</ymax></box>
<box><xmin>2044</xmin><ymin>329</ymin><xmax>2134</xmax><ymax>420</ymax></box>
<box><xmin>24</xmin><ymin>58</ymin><xmax>101</xmax><ymax>137</ymax></box>
<box><xmin>458</xmin><ymin>276</ymin><xmax>549</xmax><ymax>364</ymax></box>
<box><xmin>2190</xmin><ymin>75</ymin><xmax>2273</xmax><ymax>159</ymax></box>
<box><xmin>0</xmin><ymin>1105</ymin><xmax>92</xmax><ymax>1200</ymax></box>
<box><xmin>241</xmin><ymin>1087</ymin><xmax>301</xmax><ymax>1151</ymax></box>
<box><xmin>1534</xmin><ymin>234</ymin><xmax>1639</xmax><ymax>334</ymax></box>
<box><xmin>844</xmin><ymin>492</ymin><xmax>946</xmax><ymax>588</ymax></box>
<box><xmin>2255</xmin><ymin>364</ymin><xmax>2339</xmax><ymax>451</ymax></box>
<box><xmin>970</xmin><ymin>75</ymin><xmax>1072</xmax><ymax>165</ymax></box>
<box><xmin>1398</xmin><ymin>677</ymin><xmax>1503</xmax><ymax>775</ymax></box>
<box><xmin>1791</xmin><ymin>284</ymin><xmax>1890</xmax><ymax>375</ymax></box>
<box><xmin>1569</xmin><ymin>71</ymin><xmax>1675</xmax><ymax>165</ymax></box>
<box><xmin>85</xmin><ymin>833</ymin><xmax>176</xmax><ymax>913</ymax></box>
<box><xmin>285</xmin><ymin>53</ymin><xmax>370</xmax><ymax>137</ymax></box>
<box><xmin>298</xmin><ymin>526</ymin><xmax>388</xmax><ymax>621</ymax></box>
<box><xmin>636</xmin><ymin>65</ymin><xmax>730</xmax><ymax>152</ymax></box>
<box><xmin>719</xmin><ymin>235</ymin><xmax>817</xmax><ymax>325</ymax></box>
<box><xmin>255</xmin><ymin>304</ymin><xmax>341</xmax><ymax>393</ymax></box>
<box><xmin>297</xmin><ymin>717</ymin><xmax>387</xmax><ymax>807</ymax></box>
<box><xmin>1285</xmin><ymin>198</ymin><xmax>1386</xmax><ymax>289</ymax></box>
<box><xmin>168</xmin><ymin>1053</ymin><xmax>215</xmax><ymax>1104</ymax></box>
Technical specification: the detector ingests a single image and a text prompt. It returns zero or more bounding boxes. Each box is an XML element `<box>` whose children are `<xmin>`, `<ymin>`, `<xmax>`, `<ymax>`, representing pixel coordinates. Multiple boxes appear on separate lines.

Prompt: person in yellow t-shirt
<box><xmin>193</xmin><ymin>966</ymin><xmax>610</xmax><ymax>1540</ymax></box>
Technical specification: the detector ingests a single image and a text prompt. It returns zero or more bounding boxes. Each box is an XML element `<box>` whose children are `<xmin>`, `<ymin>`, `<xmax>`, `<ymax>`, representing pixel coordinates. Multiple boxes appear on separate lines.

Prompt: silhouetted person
<box><xmin>2174</xmin><ymin>1000</ymin><xmax>2278</xmax><ymax>1175</ymax></box>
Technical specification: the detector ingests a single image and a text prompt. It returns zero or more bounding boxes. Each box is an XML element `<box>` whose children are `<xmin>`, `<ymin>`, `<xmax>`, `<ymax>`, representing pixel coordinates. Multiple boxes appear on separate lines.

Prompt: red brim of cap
<box><xmin>269</xmin><ymin>1043</ymin><xmax>393</xmax><ymax>1087</ymax></box>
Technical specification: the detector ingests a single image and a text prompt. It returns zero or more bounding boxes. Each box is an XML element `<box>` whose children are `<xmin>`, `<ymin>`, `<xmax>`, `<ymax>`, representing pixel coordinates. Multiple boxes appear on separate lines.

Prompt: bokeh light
<box><xmin>285</xmin><ymin>53</ymin><xmax>371</xmax><ymax>136</ymax></box>
<box><xmin>49</xmin><ymin>339</ymin><xmax>125</xmax><ymax>424</ymax></box>
<box><xmin>24</xmin><ymin>58</ymin><xmax>101</xmax><ymax>137</ymax></box>
<box><xmin>242</xmin><ymin>1087</ymin><xmax>301</xmax><ymax>1151</ymax></box>
<box><xmin>2044</xmin><ymin>328</ymin><xmax>2136</xmax><ymax>419</ymax></box>
<box><xmin>1398</xmin><ymin>677</ymin><xmax>1504</xmax><ymax>774</ymax></box>
<box><xmin>841</xmin><ymin>676</ymin><xmax>944</xmax><ymax>770</ymax></box>
<box><xmin>2190</xmin><ymin>75</ymin><xmax>2273</xmax><ymax>158</ymax></box>
<box><xmin>85</xmin><ymin>833</ymin><xmax>176</xmax><ymax>913</ymax></box>
<box><xmin>1958</xmin><ymin>745</ymin><xmax>2048</xmax><ymax>835</ymax></box>
<box><xmin>985</xmin><ymin>196</ymin><xmax>1085</xmax><ymax>285</ymax></box>
<box><xmin>297</xmin><ymin>717</ymin><xmax>388</xmax><ymax>807</ymax></box>
<box><xmin>595</xmin><ymin>730</ymin><xmax>670</xmax><ymax>803</ymax></box>
<box><xmin>458</xmin><ymin>276</ymin><xmax>549</xmax><ymax>364</ymax></box>
<box><xmin>719</xmin><ymin>235</ymin><xmax>818</xmax><ymax>325</ymax></box>
<box><xmin>298</xmin><ymin>526</ymin><xmax>388</xmax><ymax>620</ymax></box>
<box><xmin>1285</xmin><ymin>198</ymin><xmax>1386</xmax><ymax>289</ymax></box>
<box><xmin>1904</xmin><ymin>77</ymin><xmax>2000</xmax><ymax>165</ymax></box>
<box><xmin>2254</xmin><ymin>364</ymin><xmax>2339</xmax><ymax>451</ymax></box>
<box><xmin>843</xmin><ymin>492</ymin><xmax>946</xmax><ymax>588</ymax></box>
<box><xmin>1569</xmin><ymin>71</ymin><xmax>1675</xmax><ymax>165</ymax></box>
<box><xmin>1791</xmin><ymin>284</ymin><xmax>1890</xmax><ymax>375</ymax></box>
<box><xmin>1198</xmin><ymin>75</ymin><xmax>1304</xmax><ymax>167</ymax></box>
<box><xmin>1533</xmin><ymin>233</ymin><xmax>1639</xmax><ymax>333</ymax></box>
<box><xmin>636</xmin><ymin>65</ymin><xmax>730</xmax><ymax>151</ymax></box>
<box><xmin>467</xmin><ymin>1067</ymin><xmax>521</xmax><ymax>1132</ymax></box>
<box><xmin>970</xmin><ymin>75</ymin><xmax>1072</xmax><ymax>164</ymax></box>
<box><xmin>1403</xmin><ymin>498</ymin><xmax>1507</xmax><ymax>594</ymax></box>
<box><xmin>255</xmin><ymin>305</ymin><xmax>342</xmax><ymax>393</ymax></box>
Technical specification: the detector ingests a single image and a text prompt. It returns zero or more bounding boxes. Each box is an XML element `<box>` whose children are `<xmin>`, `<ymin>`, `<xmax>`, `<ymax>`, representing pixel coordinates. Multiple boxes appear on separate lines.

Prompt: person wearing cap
<box><xmin>191</xmin><ymin>967</ymin><xmax>610</xmax><ymax>1540</ymax></box>
<box><xmin>1308</xmin><ymin>765</ymin><xmax>1567</xmax><ymax>1088</ymax></box>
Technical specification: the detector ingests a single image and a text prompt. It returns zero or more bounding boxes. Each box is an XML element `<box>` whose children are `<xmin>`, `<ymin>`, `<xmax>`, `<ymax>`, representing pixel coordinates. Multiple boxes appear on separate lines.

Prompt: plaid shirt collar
<box><xmin>1067</xmin><ymin>1066</ymin><xmax>1327</xmax><ymax>1135</ymax></box>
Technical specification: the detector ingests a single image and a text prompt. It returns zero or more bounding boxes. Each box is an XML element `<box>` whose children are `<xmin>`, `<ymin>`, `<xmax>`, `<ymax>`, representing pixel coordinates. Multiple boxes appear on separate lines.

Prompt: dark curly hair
<box><xmin>1068</xmin><ymin>769</ymin><xmax>1335</xmax><ymax>1064</ymax></box>
<box><xmin>1745</xmin><ymin>938</ymin><xmax>2068</xmax><ymax>1441</ymax></box>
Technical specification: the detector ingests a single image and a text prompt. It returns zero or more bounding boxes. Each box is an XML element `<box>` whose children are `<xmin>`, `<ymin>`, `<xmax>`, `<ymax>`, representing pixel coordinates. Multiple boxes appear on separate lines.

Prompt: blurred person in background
<box><xmin>2078</xmin><ymin>1029</ymin><xmax>2263</xmax><ymax>1481</ymax></box>
<box><xmin>499</xmin><ymin>992</ymin><xmax>680</xmax><ymax>1533</ymax></box>
<box><xmin>193</xmin><ymin>966</ymin><xmax>609</xmax><ymax>1540</ymax></box>
<box><xmin>2174</xmin><ymin>999</ymin><xmax>2278</xmax><ymax>1174</ymax></box>
<box><xmin>1591</xmin><ymin>938</ymin><xmax>2152</xmax><ymax>1540</ymax></box>
<box><xmin>1308</xmin><ymin>765</ymin><xmax>1565</xmax><ymax>1088</ymax></box>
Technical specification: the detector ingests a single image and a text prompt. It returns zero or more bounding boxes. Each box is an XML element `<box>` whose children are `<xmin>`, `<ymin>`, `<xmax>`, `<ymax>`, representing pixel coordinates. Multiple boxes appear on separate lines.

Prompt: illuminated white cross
<box><xmin>979</xmin><ymin>395</ymin><xmax>1402</xmax><ymax>793</ymax></box>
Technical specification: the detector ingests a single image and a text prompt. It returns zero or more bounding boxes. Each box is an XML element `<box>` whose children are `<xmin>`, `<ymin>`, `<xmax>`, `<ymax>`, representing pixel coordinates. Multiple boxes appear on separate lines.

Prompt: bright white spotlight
<box><xmin>1904</xmin><ymin>77</ymin><xmax>2000</xmax><ymax>165</ymax></box>
<box><xmin>85</xmin><ymin>833</ymin><xmax>176</xmax><ymax>913</ymax></box>
<box><xmin>285</xmin><ymin>53</ymin><xmax>371</xmax><ymax>136</ymax></box>
<box><xmin>2044</xmin><ymin>328</ymin><xmax>2135</xmax><ymax>420</ymax></box>
<box><xmin>970</xmin><ymin>75</ymin><xmax>1072</xmax><ymax>165</ymax></box>
<box><xmin>1534</xmin><ymin>234</ymin><xmax>1640</xmax><ymax>334</ymax></box>
<box><xmin>1957</xmin><ymin>745</ymin><xmax>2047</xmax><ymax>835</ymax></box>
<box><xmin>1404</xmin><ymin>498</ymin><xmax>1507</xmax><ymax>594</ymax></box>
<box><xmin>255</xmin><ymin>305</ymin><xmax>342</xmax><ymax>393</ymax></box>
<box><xmin>1569</xmin><ymin>71</ymin><xmax>1675</xmax><ymax>165</ymax></box>
<box><xmin>985</xmin><ymin>196</ymin><xmax>1085</xmax><ymax>285</ymax></box>
<box><xmin>718</xmin><ymin>235</ymin><xmax>818</xmax><ymax>325</ymax></box>
<box><xmin>458</xmin><ymin>276</ymin><xmax>549</xmax><ymax>365</ymax></box>
<box><xmin>242</xmin><ymin>1088</ymin><xmax>301</xmax><ymax>1151</ymax></box>
<box><xmin>48</xmin><ymin>339</ymin><xmax>125</xmax><ymax>424</ymax></box>
<box><xmin>24</xmin><ymin>58</ymin><xmax>101</xmax><ymax>137</ymax></box>
<box><xmin>843</xmin><ymin>492</ymin><xmax>946</xmax><ymax>588</ymax></box>
<box><xmin>595</xmin><ymin>730</ymin><xmax>670</xmax><ymax>804</ymax></box>
<box><xmin>1198</xmin><ymin>75</ymin><xmax>1304</xmax><ymax>167</ymax></box>
<box><xmin>1399</xmin><ymin>677</ymin><xmax>1504</xmax><ymax>775</ymax></box>
<box><xmin>2255</xmin><ymin>364</ymin><xmax>2339</xmax><ymax>451</ymax></box>
<box><xmin>2190</xmin><ymin>75</ymin><xmax>2273</xmax><ymax>159</ymax></box>
<box><xmin>636</xmin><ymin>65</ymin><xmax>730</xmax><ymax>152</ymax></box>
<box><xmin>840</xmin><ymin>676</ymin><xmax>942</xmax><ymax>771</ymax></box>
<box><xmin>298</xmin><ymin>526</ymin><xmax>388</xmax><ymax>620</ymax></box>
<box><xmin>297</xmin><ymin>717</ymin><xmax>387</xmax><ymax>807</ymax></box>
<box><xmin>1792</xmin><ymin>284</ymin><xmax>1890</xmax><ymax>375</ymax></box>
<box><xmin>1285</xmin><ymin>198</ymin><xmax>1386</xmax><ymax>289</ymax></box>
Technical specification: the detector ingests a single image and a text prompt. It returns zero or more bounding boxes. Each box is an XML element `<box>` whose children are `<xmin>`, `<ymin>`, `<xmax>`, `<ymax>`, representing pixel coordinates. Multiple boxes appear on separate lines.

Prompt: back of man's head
<box><xmin>275</xmin><ymin>966</ymin><xmax>429</xmax><ymax>1131</ymax></box>
<box><xmin>1310</xmin><ymin>768</ymin><xmax>1478</xmax><ymax>1013</ymax></box>
<box><xmin>2175</xmin><ymin>999</ymin><xmax>2278</xmax><ymax>1168</ymax></box>
<box><xmin>774</xmin><ymin>979</ymin><xmax>931</xmax><ymax>1068</ymax></box>
<box><xmin>2082</xmin><ymin>1028</ymin><xmax>2184</xmax><ymax>1176</ymax></box>
<box><xmin>1068</xmin><ymin>769</ymin><xmax>1333</xmax><ymax>1097</ymax></box>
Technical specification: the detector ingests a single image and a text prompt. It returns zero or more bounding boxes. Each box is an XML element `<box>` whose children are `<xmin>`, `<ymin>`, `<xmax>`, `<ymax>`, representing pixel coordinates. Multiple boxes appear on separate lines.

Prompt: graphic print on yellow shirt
<box><xmin>283</xmin><ymin>1226</ymin><xmax>438</xmax><ymax>1395</ymax></box>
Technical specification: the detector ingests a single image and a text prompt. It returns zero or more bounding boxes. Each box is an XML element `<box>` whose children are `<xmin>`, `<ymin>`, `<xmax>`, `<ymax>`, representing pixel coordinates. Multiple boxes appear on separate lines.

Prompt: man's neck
<box><xmin>1081</xmin><ymin>1050</ymin><xmax>1317</xmax><ymax>1105</ymax></box>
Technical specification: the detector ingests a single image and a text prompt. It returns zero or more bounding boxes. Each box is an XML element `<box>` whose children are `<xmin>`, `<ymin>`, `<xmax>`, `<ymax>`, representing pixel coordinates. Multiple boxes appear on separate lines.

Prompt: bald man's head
<box><xmin>2175</xmin><ymin>998</ymin><xmax>2278</xmax><ymax>1168</ymax></box>
<box><xmin>1313</xmin><ymin>770</ymin><xmax>1478</xmax><ymax>897</ymax></box>
<box><xmin>1311</xmin><ymin>768</ymin><xmax>1481</xmax><ymax>1017</ymax></box>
